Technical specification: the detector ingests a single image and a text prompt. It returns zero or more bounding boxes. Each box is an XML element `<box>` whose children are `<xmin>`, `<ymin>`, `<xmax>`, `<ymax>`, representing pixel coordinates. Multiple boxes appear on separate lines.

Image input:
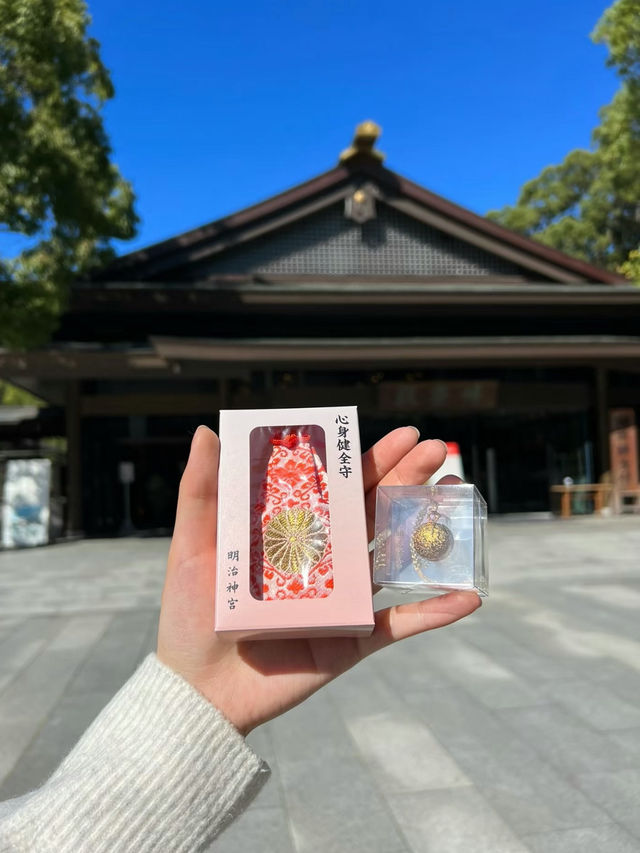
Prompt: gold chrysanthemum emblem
<box><xmin>263</xmin><ymin>509</ymin><xmax>328</xmax><ymax>574</ymax></box>
<box><xmin>411</xmin><ymin>521</ymin><xmax>453</xmax><ymax>561</ymax></box>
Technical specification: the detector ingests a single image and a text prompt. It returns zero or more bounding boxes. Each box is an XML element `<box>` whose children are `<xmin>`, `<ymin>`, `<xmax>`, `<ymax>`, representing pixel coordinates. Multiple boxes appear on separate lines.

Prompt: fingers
<box><xmin>170</xmin><ymin>425</ymin><xmax>220</xmax><ymax>558</ymax></box>
<box><xmin>362</xmin><ymin>426</ymin><xmax>421</xmax><ymax>492</ymax></box>
<box><xmin>378</xmin><ymin>439</ymin><xmax>447</xmax><ymax>488</ymax></box>
<box><xmin>437</xmin><ymin>474</ymin><xmax>464</xmax><ymax>485</ymax></box>
<box><xmin>361</xmin><ymin>591</ymin><xmax>482</xmax><ymax>657</ymax></box>
<box><xmin>364</xmin><ymin>438</ymin><xmax>448</xmax><ymax>533</ymax></box>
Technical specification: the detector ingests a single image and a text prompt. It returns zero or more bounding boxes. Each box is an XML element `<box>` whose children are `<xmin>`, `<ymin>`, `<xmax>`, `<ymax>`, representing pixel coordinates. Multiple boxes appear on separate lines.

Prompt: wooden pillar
<box><xmin>65</xmin><ymin>381</ymin><xmax>83</xmax><ymax>535</ymax></box>
<box><xmin>595</xmin><ymin>367</ymin><xmax>610</xmax><ymax>479</ymax></box>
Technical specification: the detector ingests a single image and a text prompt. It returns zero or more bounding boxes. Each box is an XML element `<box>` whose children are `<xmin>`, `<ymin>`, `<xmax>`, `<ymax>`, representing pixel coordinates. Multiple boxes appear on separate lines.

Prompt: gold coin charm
<box><xmin>263</xmin><ymin>508</ymin><xmax>328</xmax><ymax>575</ymax></box>
<box><xmin>411</xmin><ymin>521</ymin><xmax>453</xmax><ymax>561</ymax></box>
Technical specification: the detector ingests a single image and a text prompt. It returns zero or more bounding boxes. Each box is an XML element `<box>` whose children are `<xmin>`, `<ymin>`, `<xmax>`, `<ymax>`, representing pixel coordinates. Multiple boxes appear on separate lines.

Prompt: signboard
<box><xmin>1</xmin><ymin>458</ymin><xmax>51</xmax><ymax>548</ymax></box>
<box><xmin>378</xmin><ymin>381</ymin><xmax>498</xmax><ymax>413</ymax></box>
<box><xmin>609</xmin><ymin>408</ymin><xmax>639</xmax><ymax>490</ymax></box>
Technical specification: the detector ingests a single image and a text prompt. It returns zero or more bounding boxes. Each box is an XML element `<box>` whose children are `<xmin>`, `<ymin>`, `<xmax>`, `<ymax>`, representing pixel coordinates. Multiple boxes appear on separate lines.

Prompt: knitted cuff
<box><xmin>0</xmin><ymin>654</ymin><xmax>270</xmax><ymax>852</ymax></box>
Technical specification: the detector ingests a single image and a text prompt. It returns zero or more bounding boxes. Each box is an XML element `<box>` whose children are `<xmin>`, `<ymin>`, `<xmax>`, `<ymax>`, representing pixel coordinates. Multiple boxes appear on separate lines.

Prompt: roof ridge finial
<box><xmin>339</xmin><ymin>120</ymin><xmax>385</xmax><ymax>164</ymax></box>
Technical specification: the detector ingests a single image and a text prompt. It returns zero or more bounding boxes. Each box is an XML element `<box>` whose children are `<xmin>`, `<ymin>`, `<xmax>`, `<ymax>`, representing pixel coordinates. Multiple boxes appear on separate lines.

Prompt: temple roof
<box><xmin>91</xmin><ymin>123</ymin><xmax>625</xmax><ymax>287</ymax></box>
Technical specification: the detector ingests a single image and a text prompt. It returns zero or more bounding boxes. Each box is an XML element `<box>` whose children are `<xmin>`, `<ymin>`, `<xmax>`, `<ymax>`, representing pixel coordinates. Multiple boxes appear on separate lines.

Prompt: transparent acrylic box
<box><xmin>373</xmin><ymin>484</ymin><xmax>488</xmax><ymax>596</ymax></box>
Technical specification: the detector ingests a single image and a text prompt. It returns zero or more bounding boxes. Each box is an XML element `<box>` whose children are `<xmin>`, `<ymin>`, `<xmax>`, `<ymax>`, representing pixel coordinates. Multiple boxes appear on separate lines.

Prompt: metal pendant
<box><xmin>411</xmin><ymin>520</ymin><xmax>454</xmax><ymax>561</ymax></box>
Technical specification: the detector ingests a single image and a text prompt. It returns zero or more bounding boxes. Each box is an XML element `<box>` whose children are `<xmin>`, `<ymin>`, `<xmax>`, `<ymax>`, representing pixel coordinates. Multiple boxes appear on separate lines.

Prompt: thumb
<box><xmin>361</xmin><ymin>591</ymin><xmax>482</xmax><ymax>657</ymax></box>
<box><xmin>161</xmin><ymin>425</ymin><xmax>220</xmax><ymax>639</ymax></box>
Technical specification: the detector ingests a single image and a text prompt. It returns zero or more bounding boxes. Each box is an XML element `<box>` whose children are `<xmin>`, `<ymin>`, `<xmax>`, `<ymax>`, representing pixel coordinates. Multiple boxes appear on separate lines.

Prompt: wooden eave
<box><xmin>70</xmin><ymin>277</ymin><xmax>640</xmax><ymax>314</ymax></box>
<box><xmin>151</xmin><ymin>335</ymin><xmax>640</xmax><ymax>367</ymax></box>
<box><xmin>92</xmin><ymin>158</ymin><xmax>625</xmax><ymax>286</ymax></box>
<box><xmin>3</xmin><ymin>335</ymin><xmax>640</xmax><ymax>381</ymax></box>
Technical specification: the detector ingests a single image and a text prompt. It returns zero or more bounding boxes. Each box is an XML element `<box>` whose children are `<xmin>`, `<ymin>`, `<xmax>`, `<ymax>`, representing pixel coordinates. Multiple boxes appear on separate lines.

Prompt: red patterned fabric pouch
<box><xmin>250</xmin><ymin>430</ymin><xmax>334</xmax><ymax>600</ymax></box>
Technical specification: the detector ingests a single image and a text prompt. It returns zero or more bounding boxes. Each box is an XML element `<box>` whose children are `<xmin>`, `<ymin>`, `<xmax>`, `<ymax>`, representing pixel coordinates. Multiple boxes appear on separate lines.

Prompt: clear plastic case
<box><xmin>373</xmin><ymin>484</ymin><xmax>488</xmax><ymax>596</ymax></box>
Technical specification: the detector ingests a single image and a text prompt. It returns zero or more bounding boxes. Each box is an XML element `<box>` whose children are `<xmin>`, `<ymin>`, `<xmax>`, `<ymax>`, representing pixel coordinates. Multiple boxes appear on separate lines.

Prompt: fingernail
<box><xmin>430</xmin><ymin>438</ymin><xmax>448</xmax><ymax>454</ymax></box>
<box><xmin>190</xmin><ymin>424</ymin><xmax>209</xmax><ymax>446</ymax></box>
<box><xmin>405</xmin><ymin>425</ymin><xmax>421</xmax><ymax>439</ymax></box>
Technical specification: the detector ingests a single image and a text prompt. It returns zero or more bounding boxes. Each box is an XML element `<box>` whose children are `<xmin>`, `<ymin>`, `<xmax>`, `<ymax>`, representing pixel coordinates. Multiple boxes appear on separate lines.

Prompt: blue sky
<box><xmin>21</xmin><ymin>1</ymin><xmax>627</xmax><ymax>255</ymax></box>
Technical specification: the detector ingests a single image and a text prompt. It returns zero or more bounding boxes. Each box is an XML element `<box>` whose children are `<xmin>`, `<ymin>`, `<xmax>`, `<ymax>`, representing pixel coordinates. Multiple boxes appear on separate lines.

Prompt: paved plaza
<box><xmin>0</xmin><ymin>518</ymin><xmax>639</xmax><ymax>852</ymax></box>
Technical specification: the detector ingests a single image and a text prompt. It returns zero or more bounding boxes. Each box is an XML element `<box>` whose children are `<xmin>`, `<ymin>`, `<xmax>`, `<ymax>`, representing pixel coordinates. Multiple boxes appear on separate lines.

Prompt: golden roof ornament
<box><xmin>339</xmin><ymin>120</ymin><xmax>385</xmax><ymax>164</ymax></box>
<box><xmin>344</xmin><ymin>181</ymin><xmax>379</xmax><ymax>224</ymax></box>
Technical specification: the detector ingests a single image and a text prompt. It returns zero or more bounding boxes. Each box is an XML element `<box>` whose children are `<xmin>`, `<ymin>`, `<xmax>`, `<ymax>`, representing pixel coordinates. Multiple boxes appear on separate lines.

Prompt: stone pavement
<box><xmin>0</xmin><ymin>518</ymin><xmax>639</xmax><ymax>852</ymax></box>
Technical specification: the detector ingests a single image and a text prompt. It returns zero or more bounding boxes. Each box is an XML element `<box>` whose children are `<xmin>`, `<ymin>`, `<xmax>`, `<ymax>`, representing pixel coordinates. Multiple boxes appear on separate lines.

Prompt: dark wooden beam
<box><xmin>595</xmin><ymin>367</ymin><xmax>610</xmax><ymax>478</ymax></box>
<box><xmin>65</xmin><ymin>382</ymin><xmax>83</xmax><ymax>535</ymax></box>
<box><xmin>0</xmin><ymin>351</ymin><xmax>172</xmax><ymax>380</ymax></box>
<box><xmin>81</xmin><ymin>392</ymin><xmax>222</xmax><ymax>417</ymax></box>
<box><xmin>68</xmin><ymin>280</ymin><xmax>640</xmax><ymax>315</ymax></box>
<box><xmin>151</xmin><ymin>336</ymin><xmax>640</xmax><ymax>369</ymax></box>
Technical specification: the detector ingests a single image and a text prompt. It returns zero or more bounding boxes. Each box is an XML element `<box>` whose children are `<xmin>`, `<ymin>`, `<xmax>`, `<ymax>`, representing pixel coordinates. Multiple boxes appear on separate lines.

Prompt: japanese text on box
<box><xmin>227</xmin><ymin>549</ymin><xmax>239</xmax><ymax>608</ymax></box>
<box><xmin>336</xmin><ymin>414</ymin><xmax>352</xmax><ymax>478</ymax></box>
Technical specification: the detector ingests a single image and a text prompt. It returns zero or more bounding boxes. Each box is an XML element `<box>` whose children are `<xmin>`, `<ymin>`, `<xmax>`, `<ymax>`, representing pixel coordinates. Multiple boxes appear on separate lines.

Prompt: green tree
<box><xmin>0</xmin><ymin>379</ymin><xmax>43</xmax><ymax>405</ymax></box>
<box><xmin>0</xmin><ymin>0</ymin><xmax>137</xmax><ymax>348</ymax></box>
<box><xmin>619</xmin><ymin>249</ymin><xmax>640</xmax><ymax>280</ymax></box>
<box><xmin>488</xmin><ymin>0</ymin><xmax>640</xmax><ymax>277</ymax></box>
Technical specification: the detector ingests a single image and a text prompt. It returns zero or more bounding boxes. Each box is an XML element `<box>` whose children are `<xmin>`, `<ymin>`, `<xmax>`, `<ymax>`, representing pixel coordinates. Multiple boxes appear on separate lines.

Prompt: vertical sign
<box><xmin>609</xmin><ymin>408</ymin><xmax>639</xmax><ymax>491</ymax></box>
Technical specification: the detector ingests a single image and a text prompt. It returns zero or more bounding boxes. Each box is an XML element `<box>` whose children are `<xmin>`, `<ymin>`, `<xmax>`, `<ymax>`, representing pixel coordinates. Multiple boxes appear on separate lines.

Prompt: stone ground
<box><xmin>0</xmin><ymin>518</ymin><xmax>639</xmax><ymax>852</ymax></box>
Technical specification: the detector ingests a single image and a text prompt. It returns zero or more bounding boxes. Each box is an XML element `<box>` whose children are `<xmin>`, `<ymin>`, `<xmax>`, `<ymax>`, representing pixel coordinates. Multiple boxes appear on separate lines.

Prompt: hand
<box><xmin>157</xmin><ymin>425</ymin><xmax>481</xmax><ymax>735</ymax></box>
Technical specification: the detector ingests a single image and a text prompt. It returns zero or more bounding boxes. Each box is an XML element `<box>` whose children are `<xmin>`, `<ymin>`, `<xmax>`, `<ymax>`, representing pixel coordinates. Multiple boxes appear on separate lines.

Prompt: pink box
<box><xmin>215</xmin><ymin>407</ymin><xmax>375</xmax><ymax>640</ymax></box>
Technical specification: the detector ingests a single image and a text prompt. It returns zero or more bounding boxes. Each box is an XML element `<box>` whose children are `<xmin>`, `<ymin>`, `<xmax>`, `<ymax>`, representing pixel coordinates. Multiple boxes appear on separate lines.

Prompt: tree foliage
<box><xmin>488</xmin><ymin>0</ymin><xmax>640</xmax><ymax>278</ymax></box>
<box><xmin>0</xmin><ymin>379</ymin><xmax>43</xmax><ymax>405</ymax></box>
<box><xmin>0</xmin><ymin>0</ymin><xmax>137</xmax><ymax>348</ymax></box>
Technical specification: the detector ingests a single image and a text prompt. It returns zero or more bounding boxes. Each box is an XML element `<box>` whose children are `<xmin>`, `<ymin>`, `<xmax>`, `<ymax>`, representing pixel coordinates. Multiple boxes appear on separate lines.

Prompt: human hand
<box><xmin>157</xmin><ymin>425</ymin><xmax>481</xmax><ymax>735</ymax></box>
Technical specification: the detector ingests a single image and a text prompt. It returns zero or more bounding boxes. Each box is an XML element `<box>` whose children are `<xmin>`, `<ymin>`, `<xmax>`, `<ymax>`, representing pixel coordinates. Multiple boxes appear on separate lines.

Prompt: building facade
<box><xmin>2</xmin><ymin>123</ymin><xmax>639</xmax><ymax>534</ymax></box>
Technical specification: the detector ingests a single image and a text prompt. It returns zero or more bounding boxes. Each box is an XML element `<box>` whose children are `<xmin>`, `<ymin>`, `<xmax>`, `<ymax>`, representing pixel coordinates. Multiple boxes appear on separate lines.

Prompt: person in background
<box><xmin>0</xmin><ymin>425</ymin><xmax>481</xmax><ymax>852</ymax></box>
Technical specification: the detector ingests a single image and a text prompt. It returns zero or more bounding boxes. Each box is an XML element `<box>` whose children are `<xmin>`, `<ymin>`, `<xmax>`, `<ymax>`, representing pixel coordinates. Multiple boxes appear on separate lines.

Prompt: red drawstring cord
<box><xmin>270</xmin><ymin>433</ymin><xmax>311</xmax><ymax>448</ymax></box>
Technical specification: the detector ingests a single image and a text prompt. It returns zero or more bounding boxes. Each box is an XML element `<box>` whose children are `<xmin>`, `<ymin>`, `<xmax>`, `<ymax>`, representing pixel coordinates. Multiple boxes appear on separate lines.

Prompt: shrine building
<box><xmin>2</xmin><ymin>121</ymin><xmax>639</xmax><ymax>535</ymax></box>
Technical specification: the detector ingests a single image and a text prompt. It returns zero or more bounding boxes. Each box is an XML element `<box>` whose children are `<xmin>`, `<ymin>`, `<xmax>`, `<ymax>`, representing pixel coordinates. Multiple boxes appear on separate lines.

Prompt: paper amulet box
<box><xmin>215</xmin><ymin>407</ymin><xmax>375</xmax><ymax>640</ymax></box>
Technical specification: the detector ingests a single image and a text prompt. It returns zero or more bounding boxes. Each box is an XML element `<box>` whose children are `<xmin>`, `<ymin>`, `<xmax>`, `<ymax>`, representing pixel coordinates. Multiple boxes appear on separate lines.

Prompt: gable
<box><xmin>177</xmin><ymin>201</ymin><xmax>527</xmax><ymax>280</ymax></box>
<box><xmin>97</xmin><ymin>157</ymin><xmax>625</xmax><ymax>285</ymax></box>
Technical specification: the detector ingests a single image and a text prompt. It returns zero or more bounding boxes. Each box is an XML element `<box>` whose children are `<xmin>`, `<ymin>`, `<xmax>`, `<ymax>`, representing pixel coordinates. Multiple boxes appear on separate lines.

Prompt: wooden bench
<box><xmin>550</xmin><ymin>483</ymin><xmax>613</xmax><ymax>519</ymax></box>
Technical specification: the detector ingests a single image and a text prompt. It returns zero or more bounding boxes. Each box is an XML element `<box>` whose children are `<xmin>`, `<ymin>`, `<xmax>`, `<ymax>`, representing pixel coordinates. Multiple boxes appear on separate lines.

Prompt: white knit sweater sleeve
<box><xmin>0</xmin><ymin>654</ymin><xmax>270</xmax><ymax>852</ymax></box>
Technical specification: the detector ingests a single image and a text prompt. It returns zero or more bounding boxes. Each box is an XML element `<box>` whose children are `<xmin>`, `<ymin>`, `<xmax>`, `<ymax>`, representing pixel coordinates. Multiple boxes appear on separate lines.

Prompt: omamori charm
<box><xmin>411</xmin><ymin>520</ymin><xmax>454</xmax><ymax>561</ymax></box>
<box><xmin>250</xmin><ymin>430</ymin><xmax>334</xmax><ymax>600</ymax></box>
